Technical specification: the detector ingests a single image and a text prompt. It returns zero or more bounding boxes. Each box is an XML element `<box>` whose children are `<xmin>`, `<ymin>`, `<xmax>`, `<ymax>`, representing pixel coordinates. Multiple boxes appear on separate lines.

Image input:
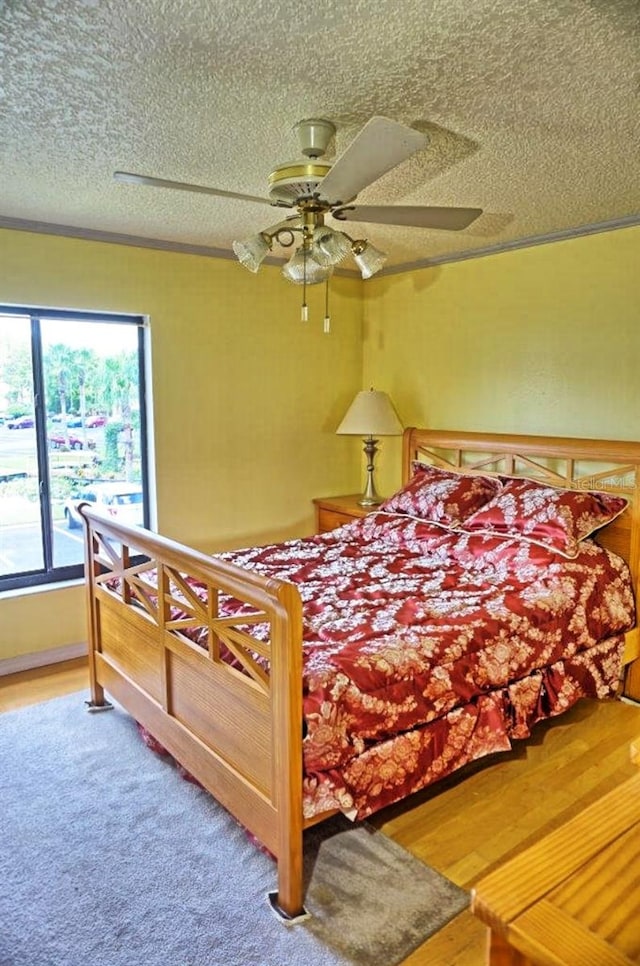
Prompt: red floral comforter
<box><xmin>214</xmin><ymin>511</ymin><xmax>634</xmax><ymax>819</ymax></box>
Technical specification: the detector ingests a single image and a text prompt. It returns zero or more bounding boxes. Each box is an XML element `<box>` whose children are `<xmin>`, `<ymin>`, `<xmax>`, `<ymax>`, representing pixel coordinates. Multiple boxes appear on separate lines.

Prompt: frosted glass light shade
<box><xmin>352</xmin><ymin>241</ymin><xmax>388</xmax><ymax>279</ymax></box>
<box><xmin>312</xmin><ymin>225</ymin><xmax>352</xmax><ymax>266</ymax></box>
<box><xmin>232</xmin><ymin>233</ymin><xmax>271</xmax><ymax>272</ymax></box>
<box><xmin>282</xmin><ymin>248</ymin><xmax>333</xmax><ymax>285</ymax></box>
<box><xmin>336</xmin><ymin>389</ymin><xmax>403</xmax><ymax>436</ymax></box>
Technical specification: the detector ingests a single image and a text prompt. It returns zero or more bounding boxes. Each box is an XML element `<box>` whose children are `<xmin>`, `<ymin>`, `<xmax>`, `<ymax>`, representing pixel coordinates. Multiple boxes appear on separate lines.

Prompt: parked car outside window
<box><xmin>49</xmin><ymin>414</ymin><xmax>83</xmax><ymax>427</ymax></box>
<box><xmin>64</xmin><ymin>482</ymin><xmax>144</xmax><ymax>529</ymax></box>
<box><xmin>7</xmin><ymin>415</ymin><xmax>34</xmax><ymax>429</ymax></box>
<box><xmin>48</xmin><ymin>433</ymin><xmax>95</xmax><ymax>451</ymax></box>
<box><xmin>84</xmin><ymin>415</ymin><xmax>108</xmax><ymax>428</ymax></box>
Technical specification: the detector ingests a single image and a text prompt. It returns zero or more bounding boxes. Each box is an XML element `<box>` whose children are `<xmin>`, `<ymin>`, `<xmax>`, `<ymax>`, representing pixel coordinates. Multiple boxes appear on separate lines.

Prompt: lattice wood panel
<box><xmin>90</xmin><ymin>529</ymin><xmax>273</xmax><ymax>694</ymax></box>
<box><xmin>411</xmin><ymin>443</ymin><xmax>636</xmax><ymax>494</ymax></box>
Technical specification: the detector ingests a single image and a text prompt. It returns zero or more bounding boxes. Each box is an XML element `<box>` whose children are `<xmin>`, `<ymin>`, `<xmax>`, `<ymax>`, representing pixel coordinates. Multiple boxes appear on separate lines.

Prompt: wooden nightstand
<box><xmin>313</xmin><ymin>494</ymin><xmax>379</xmax><ymax>533</ymax></box>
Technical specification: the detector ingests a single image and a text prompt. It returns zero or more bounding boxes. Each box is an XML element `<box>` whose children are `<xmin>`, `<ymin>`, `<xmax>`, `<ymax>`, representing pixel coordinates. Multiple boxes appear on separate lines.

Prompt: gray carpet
<box><xmin>0</xmin><ymin>692</ymin><xmax>468</xmax><ymax>966</ymax></box>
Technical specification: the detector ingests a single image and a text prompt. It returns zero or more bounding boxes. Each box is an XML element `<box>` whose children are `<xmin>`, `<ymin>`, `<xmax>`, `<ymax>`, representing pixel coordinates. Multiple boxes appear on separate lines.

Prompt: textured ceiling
<box><xmin>1</xmin><ymin>0</ymin><xmax>639</xmax><ymax>274</ymax></box>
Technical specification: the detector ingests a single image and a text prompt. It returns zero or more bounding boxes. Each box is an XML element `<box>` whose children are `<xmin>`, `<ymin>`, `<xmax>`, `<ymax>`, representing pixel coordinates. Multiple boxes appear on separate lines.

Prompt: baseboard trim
<box><xmin>621</xmin><ymin>695</ymin><xmax>640</xmax><ymax>708</ymax></box>
<box><xmin>0</xmin><ymin>642</ymin><xmax>87</xmax><ymax>677</ymax></box>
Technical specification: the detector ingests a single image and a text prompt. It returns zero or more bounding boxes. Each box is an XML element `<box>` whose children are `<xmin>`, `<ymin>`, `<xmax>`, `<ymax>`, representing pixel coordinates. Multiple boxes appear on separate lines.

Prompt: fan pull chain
<box><xmin>301</xmin><ymin>243</ymin><xmax>308</xmax><ymax>322</ymax></box>
<box><xmin>323</xmin><ymin>277</ymin><xmax>330</xmax><ymax>333</ymax></box>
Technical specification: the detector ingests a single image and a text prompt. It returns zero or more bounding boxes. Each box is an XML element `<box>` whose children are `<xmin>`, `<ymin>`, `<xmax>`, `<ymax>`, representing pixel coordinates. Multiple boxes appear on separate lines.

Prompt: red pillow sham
<box><xmin>380</xmin><ymin>462</ymin><xmax>502</xmax><ymax>528</ymax></box>
<box><xmin>459</xmin><ymin>476</ymin><xmax>628</xmax><ymax>558</ymax></box>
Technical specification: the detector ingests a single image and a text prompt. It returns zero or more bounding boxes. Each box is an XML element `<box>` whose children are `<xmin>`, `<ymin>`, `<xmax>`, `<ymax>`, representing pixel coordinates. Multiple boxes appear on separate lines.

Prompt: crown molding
<box><xmin>0</xmin><ymin>215</ymin><xmax>360</xmax><ymax>278</ymax></box>
<box><xmin>377</xmin><ymin>212</ymin><xmax>640</xmax><ymax>276</ymax></box>
<box><xmin>0</xmin><ymin>211</ymin><xmax>638</xmax><ymax>278</ymax></box>
<box><xmin>0</xmin><ymin>215</ymin><xmax>238</xmax><ymax>260</ymax></box>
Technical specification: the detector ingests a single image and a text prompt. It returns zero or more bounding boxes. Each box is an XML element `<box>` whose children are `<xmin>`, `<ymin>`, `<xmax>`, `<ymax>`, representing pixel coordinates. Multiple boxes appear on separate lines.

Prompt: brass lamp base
<box><xmin>358</xmin><ymin>436</ymin><xmax>383</xmax><ymax>506</ymax></box>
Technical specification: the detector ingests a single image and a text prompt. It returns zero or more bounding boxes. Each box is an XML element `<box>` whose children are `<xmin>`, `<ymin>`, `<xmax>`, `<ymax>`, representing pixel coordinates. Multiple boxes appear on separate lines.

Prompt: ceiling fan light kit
<box><xmin>282</xmin><ymin>247</ymin><xmax>333</xmax><ymax>285</ymax></box>
<box><xmin>312</xmin><ymin>224</ymin><xmax>353</xmax><ymax>266</ymax></box>
<box><xmin>231</xmin><ymin>232</ymin><xmax>272</xmax><ymax>273</ymax></box>
<box><xmin>114</xmin><ymin>115</ymin><xmax>482</xmax><ymax>331</ymax></box>
<box><xmin>351</xmin><ymin>239</ymin><xmax>388</xmax><ymax>280</ymax></box>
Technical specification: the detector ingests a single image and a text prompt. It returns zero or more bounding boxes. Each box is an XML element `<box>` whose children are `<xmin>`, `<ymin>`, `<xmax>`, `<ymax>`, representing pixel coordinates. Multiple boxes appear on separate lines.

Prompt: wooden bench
<box><xmin>471</xmin><ymin>740</ymin><xmax>640</xmax><ymax>965</ymax></box>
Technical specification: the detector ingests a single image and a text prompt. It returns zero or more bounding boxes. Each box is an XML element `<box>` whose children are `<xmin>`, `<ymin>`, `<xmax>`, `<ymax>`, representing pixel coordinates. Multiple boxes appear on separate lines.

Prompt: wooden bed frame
<box><xmin>80</xmin><ymin>429</ymin><xmax>640</xmax><ymax>919</ymax></box>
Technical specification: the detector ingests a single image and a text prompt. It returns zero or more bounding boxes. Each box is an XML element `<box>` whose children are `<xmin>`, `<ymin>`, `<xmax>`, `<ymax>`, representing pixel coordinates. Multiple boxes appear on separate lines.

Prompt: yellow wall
<box><xmin>363</xmin><ymin>226</ymin><xmax>640</xmax><ymax>495</ymax></box>
<box><xmin>0</xmin><ymin>228</ymin><xmax>363</xmax><ymax>661</ymax></box>
<box><xmin>2</xmin><ymin>222</ymin><xmax>639</xmax><ymax>663</ymax></box>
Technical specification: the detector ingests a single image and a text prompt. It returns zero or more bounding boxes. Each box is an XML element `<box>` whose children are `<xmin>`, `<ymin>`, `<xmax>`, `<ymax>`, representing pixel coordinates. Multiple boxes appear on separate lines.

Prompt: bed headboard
<box><xmin>402</xmin><ymin>428</ymin><xmax>640</xmax><ymax>699</ymax></box>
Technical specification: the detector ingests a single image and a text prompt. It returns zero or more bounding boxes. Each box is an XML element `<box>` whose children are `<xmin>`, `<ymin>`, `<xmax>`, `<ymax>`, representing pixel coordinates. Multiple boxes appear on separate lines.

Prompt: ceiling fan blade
<box><xmin>113</xmin><ymin>171</ymin><xmax>279</xmax><ymax>206</ymax></box>
<box><xmin>333</xmin><ymin>204</ymin><xmax>483</xmax><ymax>231</ymax></box>
<box><xmin>318</xmin><ymin>117</ymin><xmax>429</xmax><ymax>205</ymax></box>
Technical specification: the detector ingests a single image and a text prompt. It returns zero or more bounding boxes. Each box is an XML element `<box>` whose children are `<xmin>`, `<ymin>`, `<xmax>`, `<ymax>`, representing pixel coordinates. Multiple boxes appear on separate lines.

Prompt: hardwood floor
<box><xmin>380</xmin><ymin>697</ymin><xmax>640</xmax><ymax>964</ymax></box>
<box><xmin>2</xmin><ymin>660</ymin><xmax>640</xmax><ymax>965</ymax></box>
<box><xmin>0</xmin><ymin>657</ymin><xmax>89</xmax><ymax>712</ymax></box>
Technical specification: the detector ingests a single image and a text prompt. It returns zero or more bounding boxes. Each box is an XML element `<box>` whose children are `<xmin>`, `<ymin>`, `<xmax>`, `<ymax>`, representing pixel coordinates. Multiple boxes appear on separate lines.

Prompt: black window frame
<box><xmin>0</xmin><ymin>306</ymin><xmax>150</xmax><ymax>592</ymax></box>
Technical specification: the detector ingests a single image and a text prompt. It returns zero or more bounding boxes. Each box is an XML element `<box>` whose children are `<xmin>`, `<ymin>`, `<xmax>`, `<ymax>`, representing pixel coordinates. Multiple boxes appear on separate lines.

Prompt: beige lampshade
<box><xmin>336</xmin><ymin>389</ymin><xmax>403</xmax><ymax>437</ymax></box>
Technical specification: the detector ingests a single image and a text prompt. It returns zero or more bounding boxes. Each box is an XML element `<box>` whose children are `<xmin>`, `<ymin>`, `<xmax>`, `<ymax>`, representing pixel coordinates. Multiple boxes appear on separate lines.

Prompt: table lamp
<box><xmin>336</xmin><ymin>388</ymin><xmax>403</xmax><ymax>505</ymax></box>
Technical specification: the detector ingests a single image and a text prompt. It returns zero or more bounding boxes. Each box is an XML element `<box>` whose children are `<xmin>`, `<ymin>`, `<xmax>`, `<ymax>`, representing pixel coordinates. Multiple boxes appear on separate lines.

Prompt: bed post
<box><xmin>622</xmin><ymin>464</ymin><xmax>640</xmax><ymax>700</ymax></box>
<box><xmin>81</xmin><ymin>506</ymin><xmax>111</xmax><ymax>711</ymax></box>
<box><xmin>402</xmin><ymin>426</ymin><xmax>415</xmax><ymax>485</ymax></box>
<box><xmin>269</xmin><ymin>581</ymin><xmax>306</xmax><ymax>919</ymax></box>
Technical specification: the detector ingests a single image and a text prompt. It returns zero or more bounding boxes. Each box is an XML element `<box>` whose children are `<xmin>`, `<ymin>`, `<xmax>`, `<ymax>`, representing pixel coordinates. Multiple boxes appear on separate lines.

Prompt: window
<box><xmin>0</xmin><ymin>307</ymin><xmax>149</xmax><ymax>591</ymax></box>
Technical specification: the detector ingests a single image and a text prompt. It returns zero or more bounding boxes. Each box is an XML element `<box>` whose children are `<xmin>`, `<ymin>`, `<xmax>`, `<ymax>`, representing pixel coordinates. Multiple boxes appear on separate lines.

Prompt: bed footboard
<box><xmin>79</xmin><ymin>505</ymin><xmax>306</xmax><ymax>918</ymax></box>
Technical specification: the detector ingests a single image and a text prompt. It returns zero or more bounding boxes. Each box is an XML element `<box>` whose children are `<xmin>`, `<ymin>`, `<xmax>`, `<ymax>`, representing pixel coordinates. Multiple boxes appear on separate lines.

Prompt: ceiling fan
<box><xmin>114</xmin><ymin>115</ymin><xmax>483</xmax><ymax>290</ymax></box>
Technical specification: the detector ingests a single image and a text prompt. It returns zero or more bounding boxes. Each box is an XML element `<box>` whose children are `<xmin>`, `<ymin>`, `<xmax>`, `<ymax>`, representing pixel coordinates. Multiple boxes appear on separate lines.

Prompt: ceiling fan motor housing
<box><xmin>267</xmin><ymin>118</ymin><xmax>336</xmax><ymax>205</ymax></box>
<box><xmin>268</xmin><ymin>160</ymin><xmax>332</xmax><ymax>205</ymax></box>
